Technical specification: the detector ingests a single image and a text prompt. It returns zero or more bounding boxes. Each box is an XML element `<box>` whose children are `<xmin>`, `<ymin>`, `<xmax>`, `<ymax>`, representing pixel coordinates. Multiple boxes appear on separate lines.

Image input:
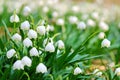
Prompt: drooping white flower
<box><xmin>29</xmin><ymin>47</ymin><xmax>39</xmax><ymax>56</ymax></box>
<box><xmin>77</xmin><ymin>21</ymin><xmax>86</xmax><ymax>30</ymax></box>
<box><xmin>93</xmin><ymin>69</ymin><xmax>102</xmax><ymax>76</ymax></box>
<box><xmin>56</xmin><ymin>40</ymin><xmax>65</xmax><ymax>49</ymax></box>
<box><xmin>101</xmin><ymin>38</ymin><xmax>110</xmax><ymax>48</ymax></box>
<box><xmin>87</xmin><ymin>19</ymin><xmax>96</xmax><ymax>27</ymax></box>
<box><xmin>23</xmin><ymin>6</ymin><xmax>31</xmax><ymax>16</ymax></box>
<box><xmin>12</xmin><ymin>33</ymin><xmax>22</xmax><ymax>42</ymax></box>
<box><xmin>46</xmin><ymin>25</ymin><xmax>54</xmax><ymax>32</ymax></box>
<box><xmin>36</xmin><ymin>26</ymin><xmax>46</xmax><ymax>35</ymax></box>
<box><xmin>56</xmin><ymin>18</ymin><xmax>64</xmax><ymax>26</ymax></box>
<box><xmin>36</xmin><ymin>63</ymin><xmax>47</xmax><ymax>73</ymax></box>
<box><xmin>115</xmin><ymin>68</ymin><xmax>120</xmax><ymax>76</ymax></box>
<box><xmin>98</xmin><ymin>32</ymin><xmax>105</xmax><ymax>39</ymax></box>
<box><xmin>43</xmin><ymin>38</ymin><xmax>53</xmax><ymax>47</ymax></box>
<box><xmin>23</xmin><ymin>38</ymin><xmax>32</xmax><ymax>47</ymax></box>
<box><xmin>28</xmin><ymin>29</ymin><xmax>37</xmax><ymax>39</ymax></box>
<box><xmin>45</xmin><ymin>43</ymin><xmax>55</xmax><ymax>53</ymax></box>
<box><xmin>73</xmin><ymin>67</ymin><xmax>82</xmax><ymax>75</ymax></box>
<box><xmin>13</xmin><ymin>60</ymin><xmax>24</xmax><ymax>70</ymax></box>
<box><xmin>20</xmin><ymin>21</ymin><xmax>30</xmax><ymax>31</ymax></box>
<box><xmin>69</xmin><ymin>16</ymin><xmax>78</xmax><ymax>24</ymax></box>
<box><xmin>10</xmin><ymin>14</ymin><xmax>19</xmax><ymax>23</ymax></box>
<box><xmin>21</xmin><ymin>56</ymin><xmax>32</xmax><ymax>67</ymax></box>
<box><xmin>6</xmin><ymin>49</ymin><xmax>16</xmax><ymax>59</ymax></box>
<box><xmin>99</xmin><ymin>21</ymin><xmax>109</xmax><ymax>31</ymax></box>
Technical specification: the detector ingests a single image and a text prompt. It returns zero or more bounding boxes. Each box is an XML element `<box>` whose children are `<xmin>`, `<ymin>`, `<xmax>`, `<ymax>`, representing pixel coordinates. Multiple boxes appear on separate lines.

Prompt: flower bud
<box><xmin>73</xmin><ymin>67</ymin><xmax>82</xmax><ymax>75</ymax></box>
<box><xmin>28</xmin><ymin>29</ymin><xmax>37</xmax><ymax>39</ymax></box>
<box><xmin>12</xmin><ymin>33</ymin><xmax>22</xmax><ymax>42</ymax></box>
<box><xmin>115</xmin><ymin>68</ymin><xmax>120</xmax><ymax>76</ymax></box>
<box><xmin>6</xmin><ymin>49</ymin><xmax>16</xmax><ymax>59</ymax></box>
<box><xmin>13</xmin><ymin>60</ymin><xmax>24</xmax><ymax>70</ymax></box>
<box><xmin>45</xmin><ymin>43</ymin><xmax>55</xmax><ymax>53</ymax></box>
<box><xmin>10</xmin><ymin>14</ymin><xmax>19</xmax><ymax>23</ymax></box>
<box><xmin>36</xmin><ymin>63</ymin><xmax>47</xmax><ymax>73</ymax></box>
<box><xmin>23</xmin><ymin>38</ymin><xmax>32</xmax><ymax>47</ymax></box>
<box><xmin>36</xmin><ymin>26</ymin><xmax>46</xmax><ymax>35</ymax></box>
<box><xmin>20</xmin><ymin>21</ymin><xmax>30</xmax><ymax>31</ymax></box>
<box><xmin>77</xmin><ymin>21</ymin><xmax>86</xmax><ymax>30</ymax></box>
<box><xmin>29</xmin><ymin>47</ymin><xmax>39</xmax><ymax>56</ymax></box>
<box><xmin>21</xmin><ymin>56</ymin><xmax>32</xmax><ymax>67</ymax></box>
<box><xmin>101</xmin><ymin>38</ymin><xmax>110</xmax><ymax>48</ymax></box>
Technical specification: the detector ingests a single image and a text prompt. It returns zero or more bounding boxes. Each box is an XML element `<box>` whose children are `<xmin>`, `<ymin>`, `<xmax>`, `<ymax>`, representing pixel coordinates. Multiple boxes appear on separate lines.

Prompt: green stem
<box><xmin>20</xmin><ymin>72</ymin><xmax>30</xmax><ymax>80</ymax></box>
<box><xmin>48</xmin><ymin>74</ymin><xmax>54</xmax><ymax>80</ymax></box>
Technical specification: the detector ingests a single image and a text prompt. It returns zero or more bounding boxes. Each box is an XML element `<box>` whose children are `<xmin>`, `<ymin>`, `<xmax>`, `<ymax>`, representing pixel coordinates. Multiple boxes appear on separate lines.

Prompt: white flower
<box><xmin>42</xmin><ymin>6</ymin><xmax>49</xmax><ymax>13</ymax></box>
<box><xmin>10</xmin><ymin>14</ymin><xmax>19</xmax><ymax>23</ymax></box>
<box><xmin>115</xmin><ymin>68</ymin><xmax>120</xmax><ymax>76</ymax></box>
<box><xmin>52</xmin><ymin>11</ymin><xmax>58</xmax><ymax>18</ymax></box>
<box><xmin>13</xmin><ymin>60</ymin><xmax>24</xmax><ymax>70</ymax></box>
<box><xmin>91</xmin><ymin>12</ymin><xmax>99</xmax><ymax>20</ymax></box>
<box><xmin>29</xmin><ymin>47</ymin><xmax>39</xmax><ymax>56</ymax></box>
<box><xmin>23</xmin><ymin>6</ymin><xmax>31</xmax><ymax>16</ymax></box>
<box><xmin>21</xmin><ymin>56</ymin><xmax>32</xmax><ymax>67</ymax></box>
<box><xmin>99</xmin><ymin>21</ymin><xmax>109</xmax><ymax>31</ymax></box>
<box><xmin>20</xmin><ymin>21</ymin><xmax>30</xmax><ymax>31</ymax></box>
<box><xmin>69</xmin><ymin>16</ymin><xmax>78</xmax><ymax>24</ymax></box>
<box><xmin>98</xmin><ymin>32</ymin><xmax>105</xmax><ymax>39</ymax></box>
<box><xmin>43</xmin><ymin>38</ymin><xmax>53</xmax><ymax>47</ymax></box>
<box><xmin>101</xmin><ymin>39</ymin><xmax>110</xmax><ymax>48</ymax></box>
<box><xmin>56</xmin><ymin>18</ymin><xmax>64</xmax><ymax>26</ymax></box>
<box><xmin>93</xmin><ymin>69</ymin><xmax>102</xmax><ymax>76</ymax></box>
<box><xmin>28</xmin><ymin>29</ymin><xmax>37</xmax><ymax>39</ymax></box>
<box><xmin>12</xmin><ymin>33</ymin><xmax>22</xmax><ymax>42</ymax></box>
<box><xmin>87</xmin><ymin>19</ymin><xmax>96</xmax><ymax>27</ymax></box>
<box><xmin>73</xmin><ymin>67</ymin><xmax>82</xmax><ymax>75</ymax></box>
<box><xmin>6</xmin><ymin>49</ymin><xmax>16</xmax><ymax>59</ymax></box>
<box><xmin>36</xmin><ymin>26</ymin><xmax>46</xmax><ymax>35</ymax></box>
<box><xmin>77</xmin><ymin>21</ymin><xmax>86</xmax><ymax>30</ymax></box>
<box><xmin>23</xmin><ymin>38</ymin><xmax>32</xmax><ymax>47</ymax></box>
<box><xmin>45</xmin><ymin>43</ymin><xmax>55</xmax><ymax>53</ymax></box>
<box><xmin>56</xmin><ymin>40</ymin><xmax>65</xmax><ymax>49</ymax></box>
<box><xmin>46</xmin><ymin>25</ymin><xmax>54</xmax><ymax>32</ymax></box>
<box><xmin>72</xmin><ymin>5</ymin><xmax>79</xmax><ymax>13</ymax></box>
<box><xmin>36</xmin><ymin>63</ymin><xmax>47</xmax><ymax>73</ymax></box>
